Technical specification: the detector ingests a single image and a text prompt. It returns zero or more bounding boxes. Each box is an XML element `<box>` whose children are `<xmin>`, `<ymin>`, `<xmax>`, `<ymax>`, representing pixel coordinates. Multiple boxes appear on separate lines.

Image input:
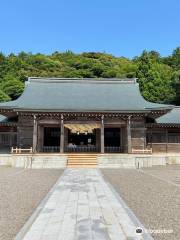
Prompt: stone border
<box><xmin>14</xmin><ymin>169</ymin><xmax>66</xmax><ymax>240</ymax></box>
<box><xmin>99</xmin><ymin>170</ymin><xmax>154</xmax><ymax>240</ymax></box>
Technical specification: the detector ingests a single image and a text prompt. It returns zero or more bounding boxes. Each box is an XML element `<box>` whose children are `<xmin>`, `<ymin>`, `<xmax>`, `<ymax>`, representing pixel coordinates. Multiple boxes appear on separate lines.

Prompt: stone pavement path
<box><xmin>20</xmin><ymin>169</ymin><xmax>152</xmax><ymax>240</ymax></box>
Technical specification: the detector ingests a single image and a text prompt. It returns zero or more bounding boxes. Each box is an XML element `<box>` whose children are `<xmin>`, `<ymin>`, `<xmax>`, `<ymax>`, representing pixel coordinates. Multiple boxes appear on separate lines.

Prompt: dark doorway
<box><xmin>104</xmin><ymin>128</ymin><xmax>121</xmax><ymax>152</ymax></box>
<box><xmin>66</xmin><ymin>129</ymin><xmax>98</xmax><ymax>152</ymax></box>
<box><xmin>68</xmin><ymin>130</ymin><xmax>96</xmax><ymax>145</ymax></box>
<box><xmin>43</xmin><ymin>127</ymin><xmax>60</xmax><ymax>152</ymax></box>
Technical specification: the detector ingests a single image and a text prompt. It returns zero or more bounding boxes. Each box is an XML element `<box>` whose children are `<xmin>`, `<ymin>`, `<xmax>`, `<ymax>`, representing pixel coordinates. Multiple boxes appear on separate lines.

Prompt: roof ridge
<box><xmin>28</xmin><ymin>77</ymin><xmax>137</xmax><ymax>84</ymax></box>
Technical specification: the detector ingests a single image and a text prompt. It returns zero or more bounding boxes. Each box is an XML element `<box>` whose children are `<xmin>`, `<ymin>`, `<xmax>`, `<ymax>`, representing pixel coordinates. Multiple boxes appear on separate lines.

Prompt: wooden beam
<box><xmin>101</xmin><ymin>115</ymin><xmax>104</xmax><ymax>153</ymax></box>
<box><xmin>38</xmin><ymin>119</ymin><xmax>60</xmax><ymax>125</ymax></box>
<box><xmin>60</xmin><ymin>114</ymin><xmax>64</xmax><ymax>153</ymax></box>
<box><xmin>37</xmin><ymin>125</ymin><xmax>43</xmax><ymax>152</ymax></box>
<box><xmin>64</xmin><ymin>120</ymin><xmax>101</xmax><ymax>124</ymax></box>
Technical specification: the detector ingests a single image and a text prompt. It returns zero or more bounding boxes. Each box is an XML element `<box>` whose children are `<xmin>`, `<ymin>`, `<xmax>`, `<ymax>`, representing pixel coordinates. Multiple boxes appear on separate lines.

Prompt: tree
<box><xmin>0</xmin><ymin>48</ymin><xmax>179</xmax><ymax>104</ymax></box>
<box><xmin>1</xmin><ymin>75</ymin><xmax>24</xmax><ymax>100</ymax></box>
<box><xmin>172</xmin><ymin>70</ymin><xmax>180</xmax><ymax>104</ymax></box>
<box><xmin>163</xmin><ymin>47</ymin><xmax>180</xmax><ymax>70</ymax></box>
<box><xmin>0</xmin><ymin>90</ymin><xmax>11</xmax><ymax>102</ymax></box>
<box><xmin>136</xmin><ymin>51</ymin><xmax>175</xmax><ymax>103</ymax></box>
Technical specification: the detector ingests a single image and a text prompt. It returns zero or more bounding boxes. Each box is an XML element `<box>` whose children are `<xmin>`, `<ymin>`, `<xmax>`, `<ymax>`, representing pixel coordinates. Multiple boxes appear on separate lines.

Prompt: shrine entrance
<box><xmin>40</xmin><ymin>123</ymin><xmax>123</xmax><ymax>153</ymax></box>
<box><xmin>64</xmin><ymin>123</ymin><xmax>100</xmax><ymax>152</ymax></box>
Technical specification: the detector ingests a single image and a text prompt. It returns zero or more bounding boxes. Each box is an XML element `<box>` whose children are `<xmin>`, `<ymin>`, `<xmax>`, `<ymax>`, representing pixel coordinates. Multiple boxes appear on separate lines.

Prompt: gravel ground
<box><xmin>101</xmin><ymin>166</ymin><xmax>180</xmax><ymax>240</ymax></box>
<box><xmin>142</xmin><ymin>165</ymin><xmax>180</xmax><ymax>185</ymax></box>
<box><xmin>0</xmin><ymin>167</ymin><xmax>63</xmax><ymax>240</ymax></box>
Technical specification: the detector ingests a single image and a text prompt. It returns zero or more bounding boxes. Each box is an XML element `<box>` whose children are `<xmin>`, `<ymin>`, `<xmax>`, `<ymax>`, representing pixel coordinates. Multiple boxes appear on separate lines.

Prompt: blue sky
<box><xmin>0</xmin><ymin>0</ymin><xmax>179</xmax><ymax>58</ymax></box>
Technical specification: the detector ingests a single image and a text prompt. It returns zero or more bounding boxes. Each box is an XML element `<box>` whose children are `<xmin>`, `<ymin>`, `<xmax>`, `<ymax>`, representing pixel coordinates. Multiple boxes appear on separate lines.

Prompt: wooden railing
<box><xmin>11</xmin><ymin>147</ymin><xmax>33</xmax><ymax>154</ymax></box>
<box><xmin>104</xmin><ymin>146</ymin><xmax>122</xmax><ymax>153</ymax></box>
<box><xmin>65</xmin><ymin>146</ymin><xmax>100</xmax><ymax>153</ymax></box>
<box><xmin>43</xmin><ymin>146</ymin><xmax>60</xmax><ymax>152</ymax></box>
<box><xmin>132</xmin><ymin>148</ymin><xmax>152</xmax><ymax>154</ymax></box>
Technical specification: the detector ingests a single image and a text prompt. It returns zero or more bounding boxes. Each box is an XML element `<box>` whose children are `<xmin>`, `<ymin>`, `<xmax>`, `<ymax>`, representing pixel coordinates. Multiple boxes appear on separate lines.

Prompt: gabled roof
<box><xmin>0</xmin><ymin>115</ymin><xmax>8</xmax><ymax>123</ymax></box>
<box><xmin>156</xmin><ymin>107</ymin><xmax>180</xmax><ymax>124</ymax></box>
<box><xmin>0</xmin><ymin>114</ymin><xmax>17</xmax><ymax>126</ymax></box>
<box><xmin>0</xmin><ymin>77</ymin><xmax>173</xmax><ymax>113</ymax></box>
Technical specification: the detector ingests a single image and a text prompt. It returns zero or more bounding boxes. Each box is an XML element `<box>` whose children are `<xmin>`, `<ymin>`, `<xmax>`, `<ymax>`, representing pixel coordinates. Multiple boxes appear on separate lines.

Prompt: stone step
<box><xmin>68</xmin><ymin>166</ymin><xmax>97</xmax><ymax>168</ymax></box>
<box><xmin>67</xmin><ymin>165</ymin><xmax>97</xmax><ymax>168</ymax></box>
<box><xmin>68</xmin><ymin>158</ymin><xmax>97</xmax><ymax>160</ymax></box>
<box><xmin>67</xmin><ymin>154</ymin><xmax>97</xmax><ymax>167</ymax></box>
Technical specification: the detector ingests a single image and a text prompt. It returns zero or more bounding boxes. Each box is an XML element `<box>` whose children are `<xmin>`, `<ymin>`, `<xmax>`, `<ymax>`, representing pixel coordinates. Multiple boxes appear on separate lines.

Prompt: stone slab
<box><xmin>17</xmin><ymin>168</ymin><xmax>153</xmax><ymax>240</ymax></box>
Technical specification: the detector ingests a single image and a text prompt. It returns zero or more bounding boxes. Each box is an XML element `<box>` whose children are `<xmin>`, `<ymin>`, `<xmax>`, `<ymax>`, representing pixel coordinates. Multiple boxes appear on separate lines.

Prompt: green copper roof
<box><xmin>0</xmin><ymin>115</ymin><xmax>8</xmax><ymax>122</ymax></box>
<box><xmin>0</xmin><ymin>114</ymin><xmax>17</xmax><ymax>126</ymax></box>
<box><xmin>156</xmin><ymin>107</ymin><xmax>180</xmax><ymax>124</ymax></box>
<box><xmin>0</xmin><ymin>77</ymin><xmax>173</xmax><ymax>112</ymax></box>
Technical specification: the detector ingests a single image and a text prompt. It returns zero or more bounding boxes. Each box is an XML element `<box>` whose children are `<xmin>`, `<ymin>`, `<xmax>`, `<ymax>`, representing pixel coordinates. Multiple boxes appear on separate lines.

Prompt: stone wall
<box><xmin>97</xmin><ymin>154</ymin><xmax>167</xmax><ymax>168</ymax></box>
<box><xmin>0</xmin><ymin>154</ymin><xmax>67</xmax><ymax>168</ymax></box>
<box><xmin>0</xmin><ymin>153</ymin><xmax>180</xmax><ymax>169</ymax></box>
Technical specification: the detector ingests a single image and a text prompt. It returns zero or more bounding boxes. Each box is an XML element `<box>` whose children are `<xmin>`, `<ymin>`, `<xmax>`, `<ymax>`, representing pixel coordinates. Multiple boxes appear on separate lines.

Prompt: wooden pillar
<box><xmin>9</xmin><ymin>129</ymin><xmax>13</xmax><ymax>147</ymax></box>
<box><xmin>166</xmin><ymin>128</ymin><xmax>168</xmax><ymax>153</ymax></box>
<box><xmin>144</xmin><ymin>128</ymin><xmax>147</xmax><ymax>150</ymax></box>
<box><xmin>96</xmin><ymin>129</ymin><xmax>100</xmax><ymax>151</ymax></box>
<box><xmin>33</xmin><ymin>115</ymin><xmax>38</xmax><ymax>153</ymax></box>
<box><xmin>60</xmin><ymin>114</ymin><xmax>64</xmax><ymax>153</ymax></box>
<box><xmin>150</xmin><ymin>128</ymin><xmax>153</xmax><ymax>150</ymax></box>
<box><xmin>101</xmin><ymin>115</ymin><xmax>104</xmax><ymax>153</ymax></box>
<box><xmin>127</xmin><ymin>116</ymin><xmax>132</xmax><ymax>153</ymax></box>
<box><xmin>37</xmin><ymin>125</ymin><xmax>43</xmax><ymax>152</ymax></box>
<box><xmin>17</xmin><ymin>126</ymin><xmax>20</xmax><ymax>147</ymax></box>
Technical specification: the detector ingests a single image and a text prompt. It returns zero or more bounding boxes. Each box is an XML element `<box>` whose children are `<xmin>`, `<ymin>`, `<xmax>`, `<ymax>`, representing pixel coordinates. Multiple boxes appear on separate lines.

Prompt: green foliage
<box><xmin>171</xmin><ymin>70</ymin><xmax>180</xmax><ymax>104</ymax></box>
<box><xmin>163</xmin><ymin>47</ymin><xmax>180</xmax><ymax>70</ymax></box>
<box><xmin>0</xmin><ymin>48</ymin><xmax>179</xmax><ymax>104</ymax></box>
<box><xmin>0</xmin><ymin>90</ymin><xmax>11</xmax><ymax>102</ymax></box>
<box><xmin>135</xmin><ymin>51</ymin><xmax>175</xmax><ymax>103</ymax></box>
<box><xmin>0</xmin><ymin>75</ymin><xmax>24</xmax><ymax>99</ymax></box>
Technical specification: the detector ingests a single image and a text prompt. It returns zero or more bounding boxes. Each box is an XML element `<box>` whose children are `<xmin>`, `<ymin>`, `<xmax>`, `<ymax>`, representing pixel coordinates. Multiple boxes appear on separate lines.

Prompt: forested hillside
<box><xmin>0</xmin><ymin>47</ymin><xmax>180</xmax><ymax>104</ymax></box>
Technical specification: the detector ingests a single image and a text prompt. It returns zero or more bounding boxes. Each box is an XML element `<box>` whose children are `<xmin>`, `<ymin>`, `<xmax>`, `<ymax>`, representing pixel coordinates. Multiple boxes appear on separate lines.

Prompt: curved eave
<box><xmin>0</xmin><ymin>107</ymin><xmax>151</xmax><ymax>113</ymax></box>
<box><xmin>0</xmin><ymin>106</ymin><xmax>172</xmax><ymax>112</ymax></box>
<box><xmin>0</xmin><ymin>106</ymin><xmax>172</xmax><ymax>117</ymax></box>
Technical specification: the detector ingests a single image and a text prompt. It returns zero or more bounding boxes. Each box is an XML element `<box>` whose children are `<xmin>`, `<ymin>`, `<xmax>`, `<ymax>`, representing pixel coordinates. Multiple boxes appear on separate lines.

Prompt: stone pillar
<box><xmin>127</xmin><ymin>116</ymin><xmax>132</xmax><ymax>153</ymax></box>
<box><xmin>33</xmin><ymin>115</ymin><xmax>38</xmax><ymax>153</ymax></box>
<box><xmin>101</xmin><ymin>115</ymin><xmax>104</xmax><ymax>153</ymax></box>
<box><xmin>60</xmin><ymin>114</ymin><xmax>64</xmax><ymax>153</ymax></box>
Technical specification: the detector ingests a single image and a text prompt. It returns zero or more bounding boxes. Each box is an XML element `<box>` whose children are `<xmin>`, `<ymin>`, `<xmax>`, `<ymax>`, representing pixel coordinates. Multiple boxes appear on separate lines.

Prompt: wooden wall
<box><xmin>18</xmin><ymin>116</ymin><xmax>33</xmax><ymax>147</ymax></box>
<box><xmin>147</xmin><ymin>127</ymin><xmax>180</xmax><ymax>153</ymax></box>
<box><xmin>3</xmin><ymin>116</ymin><xmax>180</xmax><ymax>154</ymax></box>
<box><xmin>0</xmin><ymin>126</ymin><xmax>17</xmax><ymax>148</ymax></box>
<box><xmin>131</xmin><ymin>118</ymin><xmax>146</xmax><ymax>150</ymax></box>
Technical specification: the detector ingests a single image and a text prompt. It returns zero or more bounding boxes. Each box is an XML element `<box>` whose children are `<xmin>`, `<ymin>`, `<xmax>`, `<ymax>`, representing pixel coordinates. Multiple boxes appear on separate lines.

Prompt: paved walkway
<box><xmin>21</xmin><ymin>169</ymin><xmax>152</xmax><ymax>240</ymax></box>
